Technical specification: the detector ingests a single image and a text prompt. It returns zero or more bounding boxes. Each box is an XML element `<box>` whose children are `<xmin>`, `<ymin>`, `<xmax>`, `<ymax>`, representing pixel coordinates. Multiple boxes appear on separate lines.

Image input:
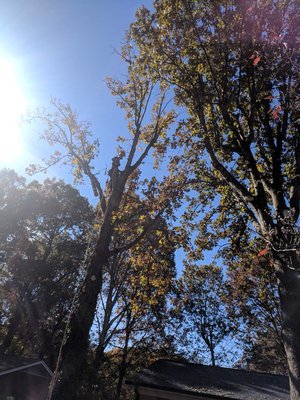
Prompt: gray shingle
<box><xmin>126</xmin><ymin>359</ymin><xmax>290</xmax><ymax>399</ymax></box>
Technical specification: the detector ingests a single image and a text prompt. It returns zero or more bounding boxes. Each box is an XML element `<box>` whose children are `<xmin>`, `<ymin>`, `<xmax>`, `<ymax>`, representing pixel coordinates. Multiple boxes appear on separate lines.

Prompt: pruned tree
<box><xmin>130</xmin><ymin>1</ymin><xmax>300</xmax><ymax>396</ymax></box>
<box><xmin>26</xmin><ymin>41</ymin><xmax>176</xmax><ymax>399</ymax></box>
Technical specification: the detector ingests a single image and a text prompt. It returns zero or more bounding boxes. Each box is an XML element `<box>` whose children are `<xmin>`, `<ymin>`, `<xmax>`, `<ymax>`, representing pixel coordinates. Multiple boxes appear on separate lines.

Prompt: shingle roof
<box><xmin>0</xmin><ymin>354</ymin><xmax>52</xmax><ymax>377</ymax></box>
<box><xmin>126</xmin><ymin>359</ymin><xmax>290</xmax><ymax>399</ymax></box>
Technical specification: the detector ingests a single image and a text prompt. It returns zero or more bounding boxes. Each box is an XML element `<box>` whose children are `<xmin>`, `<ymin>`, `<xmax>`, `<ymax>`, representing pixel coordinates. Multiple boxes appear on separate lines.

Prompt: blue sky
<box><xmin>0</xmin><ymin>0</ymin><xmax>153</xmax><ymax>186</ymax></box>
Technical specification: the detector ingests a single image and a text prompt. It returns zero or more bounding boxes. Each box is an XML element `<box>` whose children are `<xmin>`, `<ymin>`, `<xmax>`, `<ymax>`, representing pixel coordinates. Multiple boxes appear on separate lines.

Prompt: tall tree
<box><xmin>130</xmin><ymin>0</ymin><xmax>300</xmax><ymax>397</ymax></box>
<box><xmin>26</xmin><ymin>43</ymin><xmax>176</xmax><ymax>399</ymax></box>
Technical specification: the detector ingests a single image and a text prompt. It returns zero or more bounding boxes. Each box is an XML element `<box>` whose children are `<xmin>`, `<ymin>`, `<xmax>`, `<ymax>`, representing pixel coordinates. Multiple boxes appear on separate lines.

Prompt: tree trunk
<box><xmin>209</xmin><ymin>346</ymin><xmax>216</xmax><ymax>367</ymax></box>
<box><xmin>49</xmin><ymin>253</ymin><xmax>109</xmax><ymax>400</ymax></box>
<box><xmin>49</xmin><ymin>172</ymin><xmax>125</xmax><ymax>400</ymax></box>
<box><xmin>275</xmin><ymin>253</ymin><xmax>300</xmax><ymax>400</ymax></box>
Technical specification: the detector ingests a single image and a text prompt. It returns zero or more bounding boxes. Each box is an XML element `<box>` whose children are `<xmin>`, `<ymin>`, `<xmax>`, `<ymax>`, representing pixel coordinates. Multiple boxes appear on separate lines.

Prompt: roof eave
<box><xmin>0</xmin><ymin>360</ymin><xmax>53</xmax><ymax>378</ymax></box>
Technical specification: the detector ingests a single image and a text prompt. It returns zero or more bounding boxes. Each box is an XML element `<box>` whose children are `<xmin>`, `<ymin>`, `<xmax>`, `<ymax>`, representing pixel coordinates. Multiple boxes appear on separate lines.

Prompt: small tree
<box><xmin>172</xmin><ymin>264</ymin><xmax>233</xmax><ymax>366</ymax></box>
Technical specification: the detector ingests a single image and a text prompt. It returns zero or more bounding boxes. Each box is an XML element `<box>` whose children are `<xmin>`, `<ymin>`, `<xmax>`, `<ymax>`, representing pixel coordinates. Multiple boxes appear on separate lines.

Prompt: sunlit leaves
<box><xmin>131</xmin><ymin>0</ymin><xmax>300</xmax><ymax>260</ymax></box>
<box><xmin>25</xmin><ymin>99</ymin><xmax>100</xmax><ymax>186</ymax></box>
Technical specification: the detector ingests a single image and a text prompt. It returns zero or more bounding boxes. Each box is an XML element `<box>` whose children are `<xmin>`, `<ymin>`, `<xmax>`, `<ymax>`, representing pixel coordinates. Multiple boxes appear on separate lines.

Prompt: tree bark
<box><xmin>275</xmin><ymin>253</ymin><xmax>300</xmax><ymax>400</ymax></box>
<box><xmin>209</xmin><ymin>345</ymin><xmax>216</xmax><ymax>367</ymax></box>
<box><xmin>49</xmin><ymin>168</ymin><xmax>125</xmax><ymax>400</ymax></box>
<box><xmin>49</xmin><ymin>252</ymin><xmax>109</xmax><ymax>400</ymax></box>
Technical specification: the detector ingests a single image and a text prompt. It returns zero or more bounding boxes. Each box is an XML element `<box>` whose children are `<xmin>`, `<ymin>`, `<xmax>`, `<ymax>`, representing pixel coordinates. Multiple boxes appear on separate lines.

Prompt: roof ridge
<box><xmin>152</xmin><ymin>359</ymin><xmax>288</xmax><ymax>378</ymax></box>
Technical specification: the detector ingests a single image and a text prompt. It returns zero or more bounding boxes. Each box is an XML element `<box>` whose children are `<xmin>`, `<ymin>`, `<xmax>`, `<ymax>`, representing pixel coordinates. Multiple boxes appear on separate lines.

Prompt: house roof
<box><xmin>0</xmin><ymin>354</ymin><xmax>53</xmax><ymax>378</ymax></box>
<box><xmin>126</xmin><ymin>359</ymin><xmax>290</xmax><ymax>400</ymax></box>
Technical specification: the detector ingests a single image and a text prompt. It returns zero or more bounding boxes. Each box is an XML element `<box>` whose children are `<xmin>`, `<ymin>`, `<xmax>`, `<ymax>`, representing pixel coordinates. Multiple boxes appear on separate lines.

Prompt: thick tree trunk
<box><xmin>49</xmin><ymin>252</ymin><xmax>109</xmax><ymax>400</ymax></box>
<box><xmin>49</xmin><ymin>171</ymin><xmax>125</xmax><ymax>400</ymax></box>
<box><xmin>275</xmin><ymin>253</ymin><xmax>300</xmax><ymax>400</ymax></box>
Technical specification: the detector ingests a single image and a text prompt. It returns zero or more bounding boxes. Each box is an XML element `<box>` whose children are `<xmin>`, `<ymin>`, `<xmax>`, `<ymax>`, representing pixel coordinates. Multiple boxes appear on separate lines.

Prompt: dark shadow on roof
<box><xmin>126</xmin><ymin>359</ymin><xmax>290</xmax><ymax>399</ymax></box>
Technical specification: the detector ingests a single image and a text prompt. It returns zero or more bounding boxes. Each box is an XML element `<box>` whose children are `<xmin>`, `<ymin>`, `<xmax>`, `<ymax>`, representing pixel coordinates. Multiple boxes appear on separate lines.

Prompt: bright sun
<box><xmin>0</xmin><ymin>57</ymin><xmax>27</xmax><ymax>163</ymax></box>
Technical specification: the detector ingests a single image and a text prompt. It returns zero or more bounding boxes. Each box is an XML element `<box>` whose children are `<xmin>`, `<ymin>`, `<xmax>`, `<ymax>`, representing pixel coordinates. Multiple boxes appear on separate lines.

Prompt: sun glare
<box><xmin>0</xmin><ymin>57</ymin><xmax>27</xmax><ymax>163</ymax></box>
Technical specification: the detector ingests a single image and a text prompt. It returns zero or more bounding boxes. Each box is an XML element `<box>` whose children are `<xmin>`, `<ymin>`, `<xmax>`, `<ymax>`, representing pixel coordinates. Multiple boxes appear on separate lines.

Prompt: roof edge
<box><xmin>126</xmin><ymin>380</ymin><xmax>238</xmax><ymax>400</ymax></box>
<box><xmin>147</xmin><ymin>359</ymin><xmax>288</xmax><ymax>379</ymax></box>
<box><xmin>0</xmin><ymin>360</ymin><xmax>53</xmax><ymax>378</ymax></box>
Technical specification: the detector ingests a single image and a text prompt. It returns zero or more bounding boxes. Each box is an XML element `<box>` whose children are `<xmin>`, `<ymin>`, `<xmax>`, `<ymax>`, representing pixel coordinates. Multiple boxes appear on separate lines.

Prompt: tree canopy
<box><xmin>1</xmin><ymin>1</ymin><xmax>299</xmax><ymax>399</ymax></box>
